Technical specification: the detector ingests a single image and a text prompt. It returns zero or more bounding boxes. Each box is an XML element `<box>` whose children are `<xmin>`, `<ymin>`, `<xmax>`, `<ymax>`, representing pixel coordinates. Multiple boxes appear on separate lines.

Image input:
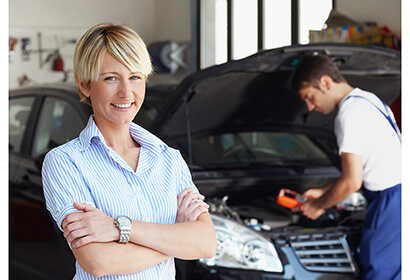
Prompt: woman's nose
<box><xmin>118</xmin><ymin>80</ymin><xmax>132</xmax><ymax>98</ymax></box>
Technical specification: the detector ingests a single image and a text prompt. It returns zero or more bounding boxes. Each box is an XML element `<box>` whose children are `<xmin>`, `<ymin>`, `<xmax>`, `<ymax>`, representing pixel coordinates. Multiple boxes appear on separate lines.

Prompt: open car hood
<box><xmin>150</xmin><ymin>44</ymin><xmax>401</xmax><ymax>142</ymax></box>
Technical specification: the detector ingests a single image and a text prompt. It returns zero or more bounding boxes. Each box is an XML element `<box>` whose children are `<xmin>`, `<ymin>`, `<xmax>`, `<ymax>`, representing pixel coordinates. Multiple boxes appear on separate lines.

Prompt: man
<box><xmin>291</xmin><ymin>53</ymin><xmax>401</xmax><ymax>280</ymax></box>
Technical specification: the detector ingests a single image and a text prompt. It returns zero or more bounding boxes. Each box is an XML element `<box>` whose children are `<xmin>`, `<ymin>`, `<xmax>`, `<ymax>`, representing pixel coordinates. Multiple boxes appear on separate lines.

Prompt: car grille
<box><xmin>289</xmin><ymin>233</ymin><xmax>358</xmax><ymax>274</ymax></box>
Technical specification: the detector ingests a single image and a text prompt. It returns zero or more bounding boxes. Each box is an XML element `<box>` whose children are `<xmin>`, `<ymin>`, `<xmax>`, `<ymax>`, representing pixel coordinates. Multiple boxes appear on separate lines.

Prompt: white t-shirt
<box><xmin>335</xmin><ymin>88</ymin><xmax>401</xmax><ymax>191</ymax></box>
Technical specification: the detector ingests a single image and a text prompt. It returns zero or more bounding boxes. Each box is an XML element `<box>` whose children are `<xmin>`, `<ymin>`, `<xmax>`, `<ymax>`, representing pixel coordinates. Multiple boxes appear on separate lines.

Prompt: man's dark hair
<box><xmin>291</xmin><ymin>52</ymin><xmax>347</xmax><ymax>92</ymax></box>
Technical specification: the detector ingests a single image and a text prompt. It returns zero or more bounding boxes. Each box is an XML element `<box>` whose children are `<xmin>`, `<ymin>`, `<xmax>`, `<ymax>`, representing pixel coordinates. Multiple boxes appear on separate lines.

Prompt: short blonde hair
<box><xmin>73</xmin><ymin>23</ymin><xmax>153</xmax><ymax>106</ymax></box>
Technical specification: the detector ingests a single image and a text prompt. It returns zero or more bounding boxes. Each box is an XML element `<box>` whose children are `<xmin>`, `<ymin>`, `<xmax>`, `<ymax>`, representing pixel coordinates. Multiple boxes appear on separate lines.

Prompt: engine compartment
<box><xmin>206</xmin><ymin>194</ymin><xmax>364</xmax><ymax>276</ymax></box>
<box><xmin>208</xmin><ymin>193</ymin><xmax>365</xmax><ymax>232</ymax></box>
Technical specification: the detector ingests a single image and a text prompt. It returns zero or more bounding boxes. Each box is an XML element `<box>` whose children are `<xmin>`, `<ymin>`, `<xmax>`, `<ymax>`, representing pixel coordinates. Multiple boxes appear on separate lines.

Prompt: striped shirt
<box><xmin>42</xmin><ymin>116</ymin><xmax>198</xmax><ymax>280</ymax></box>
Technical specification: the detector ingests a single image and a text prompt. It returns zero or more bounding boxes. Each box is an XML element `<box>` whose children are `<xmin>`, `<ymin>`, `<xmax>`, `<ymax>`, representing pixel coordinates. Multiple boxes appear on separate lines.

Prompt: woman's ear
<box><xmin>76</xmin><ymin>79</ymin><xmax>91</xmax><ymax>97</ymax></box>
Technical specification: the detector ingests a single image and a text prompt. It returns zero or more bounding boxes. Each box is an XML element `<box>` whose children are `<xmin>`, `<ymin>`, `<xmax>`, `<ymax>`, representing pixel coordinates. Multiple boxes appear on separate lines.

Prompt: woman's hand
<box><xmin>176</xmin><ymin>187</ymin><xmax>209</xmax><ymax>223</ymax></box>
<box><xmin>62</xmin><ymin>202</ymin><xmax>118</xmax><ymax>248</ymax></box>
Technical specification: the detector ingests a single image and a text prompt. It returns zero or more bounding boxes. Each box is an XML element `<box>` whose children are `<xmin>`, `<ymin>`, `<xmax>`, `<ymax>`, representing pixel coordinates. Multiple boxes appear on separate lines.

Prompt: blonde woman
<box><xmin>42</xmin><ymin>23</ymin><xmax>216</xmax><ymax>279</ymax></box>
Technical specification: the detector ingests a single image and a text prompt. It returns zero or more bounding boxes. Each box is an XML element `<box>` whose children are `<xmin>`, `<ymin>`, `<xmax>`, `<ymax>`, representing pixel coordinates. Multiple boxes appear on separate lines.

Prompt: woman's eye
<box><xmin>130</xmin><ymin>75</ymin><xmax>141</xmax><ymax>80</ymax></box>
<box><xmin>104</xmin><ymin>76</ymin><xmax>116</xmax><ymax>81</ymax></box>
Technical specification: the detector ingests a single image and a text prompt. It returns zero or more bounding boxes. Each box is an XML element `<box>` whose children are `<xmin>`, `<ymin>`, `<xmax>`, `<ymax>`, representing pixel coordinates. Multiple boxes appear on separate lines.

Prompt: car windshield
<box><xmin>133</xmin><ymin>90</ymin><xmax>171</xmax><ymax>129</ymax></box>
<box><xmin>180</xmin><ymin>131</ymin><xmax>332</xmax><ymax>167</ymax></box>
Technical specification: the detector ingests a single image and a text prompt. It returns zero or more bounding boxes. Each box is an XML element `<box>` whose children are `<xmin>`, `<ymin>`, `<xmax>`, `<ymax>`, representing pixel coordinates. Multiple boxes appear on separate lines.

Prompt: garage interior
<box><xmin>9</xmin><ymin>0</ymin><xmax>401</xmax><ymax>89</ymax></box>
<box><xmin>7</xmin><ymin>0</ymin><xmax>405</xmax><ymax>279</ymax></box>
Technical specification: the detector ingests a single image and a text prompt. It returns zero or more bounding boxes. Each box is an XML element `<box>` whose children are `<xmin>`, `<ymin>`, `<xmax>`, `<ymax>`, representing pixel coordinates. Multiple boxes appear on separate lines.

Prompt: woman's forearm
<box><xmin>70</xmin><ymin>213</ymin><xmax>216</xmax><ymax>277</ymax></box>
<box><xmin>65</xmin><ymin>192</ymin><xmax>216</xmax><ymax>276</ymax></box>
<box><xmin>72</xmin><ymin>241</ymin><xmax>170</xmax><ymax>277</ymax></box>
<box><xmin>130</xmin><ymin>212</ymin><xmax>217</xmax><ymax>260</ymax></box>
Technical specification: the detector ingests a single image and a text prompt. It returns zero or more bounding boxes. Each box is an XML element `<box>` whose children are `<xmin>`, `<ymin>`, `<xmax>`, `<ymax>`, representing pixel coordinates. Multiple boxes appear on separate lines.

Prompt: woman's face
<box><xmin>80</xmin><ymin>51</ymin><xmax>146</xmax><ymax>128</ymax></box>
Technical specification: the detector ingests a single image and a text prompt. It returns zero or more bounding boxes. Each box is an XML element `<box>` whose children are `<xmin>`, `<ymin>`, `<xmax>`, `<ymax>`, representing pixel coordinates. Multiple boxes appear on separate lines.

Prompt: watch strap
<box><xmin>119</xmin><ymin>228</ymin><xmax>131</xmax><ymax>243</ymax></box>
<box><xmin>115</xmin><ymin>216</ymin><xmax>132</xmax><ymax>244</ymax></box>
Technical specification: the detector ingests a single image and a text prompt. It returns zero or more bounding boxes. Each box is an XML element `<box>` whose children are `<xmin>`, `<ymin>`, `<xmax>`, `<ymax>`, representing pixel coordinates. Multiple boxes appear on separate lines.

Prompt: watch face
<box><xmin>118</xmin><ymin>216</ymin><xmax>131</xmax><ymax>226</ymax></box>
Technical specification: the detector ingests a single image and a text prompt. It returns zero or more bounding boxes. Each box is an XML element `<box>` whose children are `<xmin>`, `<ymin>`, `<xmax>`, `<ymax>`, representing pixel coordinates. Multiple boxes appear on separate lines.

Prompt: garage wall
<box><xmin>336</xmin><ymin>0</ymin><xmax>401</xmax><ymax>36</ymax></box>
<box><xmin>153</xmin><ymin>0</ymin><xmax>191</xmax><ymax>42</ymax></box>
<box><xmin>9</xmin><ymin>0</ymin><xmax>156</xmax><ymax>89</ymax></box>
<box><xmin>8</xmin><ymin>0</ymin><xmax>401</xmax><ymax>89</ymax></box>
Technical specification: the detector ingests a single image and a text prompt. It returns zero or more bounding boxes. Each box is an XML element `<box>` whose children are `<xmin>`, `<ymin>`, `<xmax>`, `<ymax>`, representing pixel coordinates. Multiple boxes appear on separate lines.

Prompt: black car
<box><xmin>149</xmin><ymin>43</ymin><xmax>401</xmax><ymax>280</ymax></box>
<box><xmin>9</xmin><ymin>43</ymin><xmax>400</xmax><ymax>280</ymax></box>
<box><xmin>9</xmin><ymin>82</ymin><xmax>173</xmax><ymax>279</ymax></box>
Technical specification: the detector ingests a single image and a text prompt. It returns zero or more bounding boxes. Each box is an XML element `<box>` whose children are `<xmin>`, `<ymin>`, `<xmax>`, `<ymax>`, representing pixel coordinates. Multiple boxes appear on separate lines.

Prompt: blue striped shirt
<box><xmin>42</xmin><ymin>116</ymin><xmax>198</xmax><ymax>280</ymax></box>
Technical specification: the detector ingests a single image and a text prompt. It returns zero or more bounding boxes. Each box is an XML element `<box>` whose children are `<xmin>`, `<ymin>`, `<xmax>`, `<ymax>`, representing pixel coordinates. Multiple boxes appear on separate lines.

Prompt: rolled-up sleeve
<box><xmin>42</xmin><ymin>148</ymin><xmax>95</xmax><ymax>231</ymax></box>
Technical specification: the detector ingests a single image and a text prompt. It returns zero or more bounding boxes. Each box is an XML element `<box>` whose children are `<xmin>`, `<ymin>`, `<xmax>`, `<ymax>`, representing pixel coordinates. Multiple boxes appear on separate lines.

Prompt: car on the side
<box><xmin>149</xmin><ymin>43</ymin><xmax>401</xmax><ymax>280</ymax></box>
<box><xmin>9</xmin><ymin>82</ymin><xmax>173</xmax><ymax>279</ymax></box>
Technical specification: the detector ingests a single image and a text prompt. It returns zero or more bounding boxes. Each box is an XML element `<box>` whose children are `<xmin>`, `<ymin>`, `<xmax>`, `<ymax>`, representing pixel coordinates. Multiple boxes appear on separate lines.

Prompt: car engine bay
<box><xmin>202</xmin><ymin>193</ymin><xmax>365</xmax><ymax>276</ymax></box>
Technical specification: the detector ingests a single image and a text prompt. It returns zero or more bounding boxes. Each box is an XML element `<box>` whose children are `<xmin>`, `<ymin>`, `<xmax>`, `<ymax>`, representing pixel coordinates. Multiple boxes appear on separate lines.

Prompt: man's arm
<box><xmin>300</xmin><ymin>152</ymin><xmax>363</xmax><ymax>219</ymax></box>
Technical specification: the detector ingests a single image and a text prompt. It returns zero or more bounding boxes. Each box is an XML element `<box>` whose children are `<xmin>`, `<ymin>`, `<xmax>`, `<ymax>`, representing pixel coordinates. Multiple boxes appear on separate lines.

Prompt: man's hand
<box><xmin>303</xmin><ymin>188</ymin><xmax>326</xmax><ymax>200</ymax></box>
<box><xmin>292</xmin><ymin>188</ymin><xmax>326</xmax><ymax>219</ymax></box>
<box><xmin>176</xmin><ymin>187</ymin><xmax>209</xmax><ymax>223</ymax></box>
<box><xmin>300</xmin><ymin>199</ymin><xmax>325</xmax><ymax>220</ymax></box>
<box><xmin>62</xmin><ymin>202</ymin><xmax>118</xmax><ymax>248</ymax></box>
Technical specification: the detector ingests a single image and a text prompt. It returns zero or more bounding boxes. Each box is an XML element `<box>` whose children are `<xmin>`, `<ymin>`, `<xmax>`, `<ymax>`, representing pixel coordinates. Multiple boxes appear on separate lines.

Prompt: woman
<box><xmin>42</xmin><ymin>23</ymin><xmax>216</xmax><ymax>279</ymax></box>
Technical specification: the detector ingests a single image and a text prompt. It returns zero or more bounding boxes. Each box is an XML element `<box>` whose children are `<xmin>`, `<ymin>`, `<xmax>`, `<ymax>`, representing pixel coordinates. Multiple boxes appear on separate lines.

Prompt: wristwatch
<box><xmin>114</xmin><ymin>215</ymin><xmax>132</xmax><ymax>243</ymax></box>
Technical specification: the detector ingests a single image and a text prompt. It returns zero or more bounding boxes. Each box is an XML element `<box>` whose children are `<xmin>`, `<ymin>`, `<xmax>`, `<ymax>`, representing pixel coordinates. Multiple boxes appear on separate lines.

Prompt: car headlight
<box><xmin>199</xmin><ymin>214</ymin><xmax>283</xmax><ymax>272</ymax></box>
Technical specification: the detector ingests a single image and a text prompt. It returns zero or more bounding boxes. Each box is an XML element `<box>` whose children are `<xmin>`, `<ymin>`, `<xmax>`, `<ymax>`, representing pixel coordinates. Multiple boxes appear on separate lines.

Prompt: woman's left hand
<box><xmin>62</xmin><ymin>202</ymin><xmax>119</xmax><ymax>248</ymax></box>
<box><xmin>176</xmin><ymin>187</ymin><xmax>209</xmax><ymax>223</ymax></box>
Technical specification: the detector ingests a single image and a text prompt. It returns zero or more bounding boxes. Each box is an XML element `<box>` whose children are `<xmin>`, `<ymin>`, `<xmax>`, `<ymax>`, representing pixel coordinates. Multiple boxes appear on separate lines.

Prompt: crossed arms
<box><xmin>62</xmin><ymin>187</ymin><xmax>217</xmax><ymax>277</ymax></box>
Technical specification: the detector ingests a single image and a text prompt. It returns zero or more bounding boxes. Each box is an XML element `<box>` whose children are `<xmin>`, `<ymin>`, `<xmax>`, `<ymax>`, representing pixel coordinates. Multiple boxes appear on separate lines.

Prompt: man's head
<box><xmin>291</xmin><ymin>53</ymin><xmax>349</xmax><ymax>114</ymax></box>
<box><xmin>291</xmin><ymin>52</ymin><xmax>346</xmax><ymax>92</ymax></box>
<box><xmin>73</xmin><ymin>23</ymin><xmax>153</xmax><ymax>106</ymax></box>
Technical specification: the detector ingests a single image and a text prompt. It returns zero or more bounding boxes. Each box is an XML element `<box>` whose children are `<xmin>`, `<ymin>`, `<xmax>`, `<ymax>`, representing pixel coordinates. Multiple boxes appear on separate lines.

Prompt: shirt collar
<box><xmin>129</xmin><ymin>120</ymin><xmax>169</xmax><ymax>156</ymax></box>
<box><xmin>79</xmin><ymin>116</ymin><xmax>104</xmax><ymax>151</ymax></box>
<box><xmin>339</xmin><ymin>87</ymin><xmax>360</xmax><ymax>106</ymax></box>
<box><xmin>79</xmin><ymin>116</ymin><xmax>168</xmax><ymax>157</ymax></box>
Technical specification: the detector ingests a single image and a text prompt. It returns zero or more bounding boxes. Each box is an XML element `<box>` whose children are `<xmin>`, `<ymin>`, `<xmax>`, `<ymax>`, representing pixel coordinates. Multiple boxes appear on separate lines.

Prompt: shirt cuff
<box><xmin>56</xmin><ymin>202</ymin><xmax>97</xmax><ymax>232</ymax></box>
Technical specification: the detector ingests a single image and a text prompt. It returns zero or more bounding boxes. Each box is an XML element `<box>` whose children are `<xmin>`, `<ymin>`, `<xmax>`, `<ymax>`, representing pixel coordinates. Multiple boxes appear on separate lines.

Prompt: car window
<box><xmin>31</xmin><ymin>97</ymin><xmax>84</xmax><ymax>158</ymax></box>
<box><xmin>134</xmin><ymin>102</ymin><xmax>163</xmax><ymax>129</ymax></box>
<box><xmin>133</xmin><ymin>91</ymin><xmax>171</xmax><ymax>129</ymax></box>
<box><xmin>9</xmin><ymin>96</ymin><xmax>35</xmax><ymax>153</ymax></box>
<box><xmin>182</xmin><ymin>131</ymin><xmax>332</xmax><ymax>166</ymax></box>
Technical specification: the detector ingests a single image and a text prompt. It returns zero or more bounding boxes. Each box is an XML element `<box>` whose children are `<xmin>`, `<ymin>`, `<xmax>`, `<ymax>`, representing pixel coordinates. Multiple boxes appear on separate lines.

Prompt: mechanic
<box><xmin>291</xmin><ymin>53</ymin><xmax>401</xmax><ymax>280</ymax></box>
<box><xmin>42</xmin><ymin>23</ymin><xmax>216</xmax><ymax>279</ymax></box>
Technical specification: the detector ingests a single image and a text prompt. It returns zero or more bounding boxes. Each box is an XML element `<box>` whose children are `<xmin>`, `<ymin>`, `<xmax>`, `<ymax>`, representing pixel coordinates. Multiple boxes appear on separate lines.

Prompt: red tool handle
<box><xmin>277</xmin><ymin>188</ymin><xmax>305</xmax><ymax>209</ymax></box>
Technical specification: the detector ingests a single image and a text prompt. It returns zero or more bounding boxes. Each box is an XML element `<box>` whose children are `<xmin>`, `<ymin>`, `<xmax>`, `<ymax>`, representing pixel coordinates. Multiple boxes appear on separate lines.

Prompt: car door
<box><xmin>9</xmin><ymin>95</ymin><xmax>36</xmax><ymax>187</ymax></box>
<box><xmin>9</xmin><ymin>89</ymin><xmax>89</xmax><ymax>280</ymax></box>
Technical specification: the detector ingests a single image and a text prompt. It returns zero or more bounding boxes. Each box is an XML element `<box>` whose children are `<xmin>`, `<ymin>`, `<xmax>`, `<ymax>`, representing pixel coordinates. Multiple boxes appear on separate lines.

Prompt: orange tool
<box><xmin>277</xmin><ymin>188</ymin><xmax>305</xmax><ymax>209</ymax></box>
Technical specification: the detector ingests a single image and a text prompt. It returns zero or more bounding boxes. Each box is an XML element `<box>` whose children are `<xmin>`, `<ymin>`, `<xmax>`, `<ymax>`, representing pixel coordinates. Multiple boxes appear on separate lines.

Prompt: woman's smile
<box><xmin>112</xmin><ymin>102</ymin><xmax>134</xmax><ymax>109</ymax></box>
